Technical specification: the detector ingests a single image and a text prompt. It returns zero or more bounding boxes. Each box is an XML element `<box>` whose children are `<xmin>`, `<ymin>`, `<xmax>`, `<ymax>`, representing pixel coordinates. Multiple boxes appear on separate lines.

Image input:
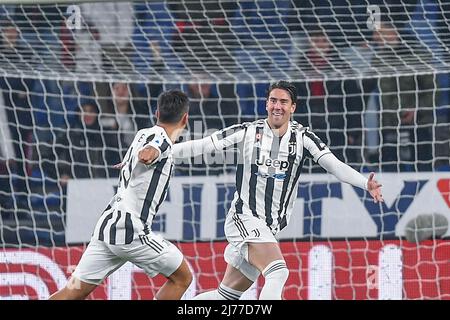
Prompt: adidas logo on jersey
<box><xmin>255</xmin><ymin>155</ymin><xmax>289</xmax><ymax>171</ymax></box>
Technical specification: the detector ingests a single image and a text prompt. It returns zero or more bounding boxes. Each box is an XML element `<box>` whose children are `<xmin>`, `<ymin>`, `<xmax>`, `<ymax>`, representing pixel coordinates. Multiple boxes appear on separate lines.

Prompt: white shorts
<box><xmin>223</xmin><ymin>213</ymin><xmax>278</xmax><ymax>282</ymax></box>
<box><xmin>72</xmin><ymin>233</ymin><xmax>183</xmax><ymax>285</ymax></box>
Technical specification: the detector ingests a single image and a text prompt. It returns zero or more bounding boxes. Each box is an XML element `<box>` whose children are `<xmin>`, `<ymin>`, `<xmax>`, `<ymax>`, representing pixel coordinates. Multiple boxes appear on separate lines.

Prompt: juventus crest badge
<box><xmin>288</xmin><ymin>142</ymin><xmax>296</xmax><ymax>155</ymax></box>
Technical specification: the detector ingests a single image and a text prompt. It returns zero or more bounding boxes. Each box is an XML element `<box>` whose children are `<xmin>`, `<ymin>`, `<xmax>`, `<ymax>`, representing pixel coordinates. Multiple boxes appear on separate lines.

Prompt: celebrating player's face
<box><xmin>266</xmin><ymin>88</ymin><xmax>296</xmax><ymax>129</ymax></box>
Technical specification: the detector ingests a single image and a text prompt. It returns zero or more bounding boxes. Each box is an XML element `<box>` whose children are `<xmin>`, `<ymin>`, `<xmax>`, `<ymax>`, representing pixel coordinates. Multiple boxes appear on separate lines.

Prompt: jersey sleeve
<box><xmin>172</xmin><ymin>123</ymin><xmax>247</xmax><ymax>159</ymax></box>
<box><xmin>302</xmin><ymin>129</ymin><xmax>331</xmax><ymax>163</ymax></box>
<box><xmin>210</xmin><ymin>123</ymin><xmax>247</xmax><ymax>150</ymax></box>
<box><xmin>137</xmin><ymin>131</ymin><xmax>171</xmax><ymax>164</ymax></box>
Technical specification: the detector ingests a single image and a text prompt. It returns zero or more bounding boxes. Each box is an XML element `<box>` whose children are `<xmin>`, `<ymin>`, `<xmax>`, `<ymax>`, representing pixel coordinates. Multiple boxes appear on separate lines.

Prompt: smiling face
<box><xmin>81</xmin><ymin>104</ymin><xmax>98</xmax><ymax>126</ymax></box>
<box><xmin>266</xmin><ymin>88</ymin><xmax>296</xmax><ymax>130</ymax></box>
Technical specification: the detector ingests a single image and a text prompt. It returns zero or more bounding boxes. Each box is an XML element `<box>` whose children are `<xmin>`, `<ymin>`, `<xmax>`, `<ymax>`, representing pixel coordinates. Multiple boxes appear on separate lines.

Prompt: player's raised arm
<box><xmin>318</xmin><ymin>153</ymin><xmax>383</xmax><ymax>203</ymax></box>
<box><xmin>172</xmin><ymin>123</ymin><xmax>247</xmax><ymax>159</ymax></box>
<box><xmin>172</xmin><ymin>136</ymin><xmax>217</xmax><ymax>159</ymax></box>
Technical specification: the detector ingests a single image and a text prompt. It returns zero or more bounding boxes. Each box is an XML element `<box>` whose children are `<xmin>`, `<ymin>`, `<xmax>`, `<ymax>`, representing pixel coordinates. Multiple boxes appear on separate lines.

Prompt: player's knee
<box><xmin>262</xmin><ymin>260</ymin><xmax>289</xmax><ymax>284</ymax></box>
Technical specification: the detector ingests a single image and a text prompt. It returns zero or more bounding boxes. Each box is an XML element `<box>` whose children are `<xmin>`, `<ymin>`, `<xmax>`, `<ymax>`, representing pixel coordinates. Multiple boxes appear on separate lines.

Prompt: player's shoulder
<box><xmin>243</xmin><ymin>119</ymin><xmax>265</xmax><ymax>129</ymax></box>
<box><xmin>140</xmin><ymin>125</ymin><xmax>162</xmax><ymax>135</ymax></box>
<box><xmin>221</xmin><ymin>122</ymin><xmax>251</xmax><ymax>133</ymax></box>
<box><xmin>253</xmin><ymin>119</ymin><xmax>265</xmax><ymax>126</ymax></box>
<box><xmin>139</xmin><ymin>126</ymin><xmax>172</xmax><ymax>150</ymax></box>
<box><xmin>291</xmin><ymin>120</ymin><xmax>308</xmax><ymax>135</ymax></box>
<box><xmin>142</xmin><ymin>126</ymin><xmax>169</xmax><ymax>140</ymax></box>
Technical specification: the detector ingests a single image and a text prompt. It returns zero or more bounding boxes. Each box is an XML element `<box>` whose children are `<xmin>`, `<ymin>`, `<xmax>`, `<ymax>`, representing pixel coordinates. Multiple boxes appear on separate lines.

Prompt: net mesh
<box><xmin>0</xmin><ymin>0</ymin><xmax>449</xmax><ymax>300</ymax></box>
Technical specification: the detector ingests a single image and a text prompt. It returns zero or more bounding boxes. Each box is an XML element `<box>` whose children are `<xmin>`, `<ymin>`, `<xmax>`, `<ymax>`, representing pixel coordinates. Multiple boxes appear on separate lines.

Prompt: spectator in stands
<box><xmin>0</xmin><ymin>20</ymin><xmax>35</xmax><ymax>197</ymax></box>
<box><xmin>177</xmin><ymin>76</ymin><xmax>240</xmax><ymax>176</ymax></box>
<box><xmin>187</xmin><ymin>77</ymin><xmax>239</xmax><ymax>133</ymax></box>
<box><xmin>294</xmin><ymin>28</ymin><xmax>363</xmax><ymax>168</ymax></box>
<box><xmin>55</xmin><ymin>101</ymin><xmax>107</xmax><ymax>186</ymax></box>
<box><xmin>79</xmin><ymin>2</ymin><xmax>134</xmax><ymax>73</ymax></box>
<box><xmin>0</xmin><ymin>18</ymin><xmax>35</xmax><ymax>67</ymax></box>
<box><xmin>231</xmin><ymin>1</ymin><xmax>293</xmax><ymax>75</ymax></box>
<box><xmin>0</xmin><ymin>91</ymin><xmax>15</xmax><ymax>218</ymax></box>
<box><xmin>13</xmin><ymin>5</ymin><xmax>64</xmax><ymax>67</ymax></box>
<box><xmin>132</xmin><ymin>2</ymin><xmax>177</xmax><ymax>74</ymax></box>
<box><xmin>69</xmin><ymin>18</ymin><xmax>102</xmax><ymax>74</ymax></box>
<box><xmin>169</xmin><ymin>1</ymin><xmax>238</xmax><ymax>73</ymax></box>
<box><xmin>370</xmin><ymin>22</ymin><xmax>436</xmax><ymax>171</ymax></box>
<box><xmin>111</xmin><ymin>82</ymin><xmax>136</xmax><ymax>147</ymax></box>
<box><xmin>99</xmin><ymin>82</ymin><xmax>152</xmax><ymax>175</ymax></box>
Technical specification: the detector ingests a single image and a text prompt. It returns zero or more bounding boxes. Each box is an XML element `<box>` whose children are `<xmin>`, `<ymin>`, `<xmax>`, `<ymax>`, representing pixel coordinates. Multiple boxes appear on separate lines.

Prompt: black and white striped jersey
<box><xmin>93</xmin><ymin>125</ymin><xmax>173</xmax><ymax>245</ymax></box>
<box><xmin>207</xmin><ymin>119</ymin><xmax>330</xmax><ymax>234</ymax></box>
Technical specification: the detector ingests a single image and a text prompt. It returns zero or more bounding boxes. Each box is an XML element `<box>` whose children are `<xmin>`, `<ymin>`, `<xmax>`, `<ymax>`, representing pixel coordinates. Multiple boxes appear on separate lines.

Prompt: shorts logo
<box><xmin>251</xmin><ymin>229</ymin><xmax>260</xmax><ymax>237</ymax></box>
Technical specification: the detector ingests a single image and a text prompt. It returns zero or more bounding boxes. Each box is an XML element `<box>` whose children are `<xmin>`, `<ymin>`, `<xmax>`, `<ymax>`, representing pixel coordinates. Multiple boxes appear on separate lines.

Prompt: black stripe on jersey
<box><xmin>143</xmin><ymin>134</ymin><xmax>155</xmax><ymax>146</ymax></box>
<box><xmin>140</xmin><ymin>158</ymin><xmax>169</xmax><ymax>224</ymax></box>
<box><xmin>303</xmin><ymin>148</ymin><xmax>313</xmax><ymax>160</ymax></box>
<box><xmin>276</xmin><ymin>130</ymin><xmax>297</xmax><ymax>227</ymax></box>
<box><xmin>159</xmin><ymin>139</ymin><xmax>170</xmax><ymax>153</ymax></box>
<box><xmin>279</xmin><ymin>151</ymin><xmax>306</xmax><ymax>230</ymax></box>
<box><xmin>154</xmin><ymin>164</ymin><xmax>173</xmax><ymax>214</ymax></box>
<box><xmin>234</xmin><ymin>130</ymin><xmax>247</xmax><ymax>214</ymax></box>
<box><xmin>98</xmin><ymin>208</ymin><xmax>114</xmax><ymax>241</ymax></box>
<box><xmin>304</xmin><ymin>130</ymin><xmax>326</xmax><ymax>151</ymax></box>
<box><xmin>124</xmin><ymin>212</ymin><xmax>134</xmax><ymax>244</ymax></box>
<box><xmin>109</xmin><ymin>210</ymin><xmax>122</xmax><ymax>245</ymax></box>
<box><xmin>249</xmin><ymin>124</ymin><xmax>264</xmax><ymax>218</ymax></box>
<box><xmin>316</xmin><ymin>152</ymin><xmax>332</xmax><ymax>163</ymax></box>
<box><xmin>234</xmin><ymin>165</ymin><xmax>244</xmax><ymax>214</ymax></box>
<box><xmin>216</xmin><ymin>123</ymin><xmax>249</xmax><ymax>141</ymax></box>
<box><xmin>264</xmin><ymin>135</ymin><xmax>281</xmax><ymax>228</ymax></box>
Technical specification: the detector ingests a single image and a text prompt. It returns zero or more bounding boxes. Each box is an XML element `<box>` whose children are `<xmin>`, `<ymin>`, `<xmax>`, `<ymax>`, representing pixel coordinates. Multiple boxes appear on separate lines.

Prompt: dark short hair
<box><xmin>266</xmin><ymin>80</ymin><xmax>297</xmax><ymax>104</ymax></box>
<box><xmin>157</xmin><ymin>89</ymin><xmax>189</xmax><ymax>124</ymax></box>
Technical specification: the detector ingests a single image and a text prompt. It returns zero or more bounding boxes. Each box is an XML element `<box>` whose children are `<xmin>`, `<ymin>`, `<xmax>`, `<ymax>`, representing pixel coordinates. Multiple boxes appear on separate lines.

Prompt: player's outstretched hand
<box><xmin>367</xmin><ymin>172</ymin><xmax>383</xmax><ymax>203</ymax></box>
<box><xmin>138</xmin><ymin>146</ymin><xmax>158</xmax><ymax>165</ymax></box>
<box><xmin>113</xmin><ymin>163</ymin><xmax>125</xmax><ymax>169</ymax></box>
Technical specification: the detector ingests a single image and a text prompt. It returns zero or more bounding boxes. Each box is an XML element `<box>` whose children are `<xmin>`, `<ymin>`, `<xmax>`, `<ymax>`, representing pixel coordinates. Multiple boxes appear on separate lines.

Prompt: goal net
<box><xmin>0</xmin><ymin>0</ymin><xmax>449</xmax><ymax>300</ymax></box>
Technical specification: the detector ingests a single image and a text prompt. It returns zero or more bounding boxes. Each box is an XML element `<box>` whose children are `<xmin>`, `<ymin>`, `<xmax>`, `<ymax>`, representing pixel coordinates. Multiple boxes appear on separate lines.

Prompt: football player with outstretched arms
<box><xmin>173</xmin><ymin>80</ymin><xmax>383</xmax><ymax>300</ymax></box>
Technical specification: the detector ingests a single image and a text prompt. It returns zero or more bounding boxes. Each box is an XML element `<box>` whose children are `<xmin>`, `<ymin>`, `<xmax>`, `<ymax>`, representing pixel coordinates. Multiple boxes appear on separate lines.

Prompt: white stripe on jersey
<box><xmin>211</xmin><ymin>119</ymin><xmax>331</xmax><ymax>234</ymax></box>
<box><xmin>93</xmin><ymin>125</ymin><xmax>173</xmax><ymax>245</ymax></box>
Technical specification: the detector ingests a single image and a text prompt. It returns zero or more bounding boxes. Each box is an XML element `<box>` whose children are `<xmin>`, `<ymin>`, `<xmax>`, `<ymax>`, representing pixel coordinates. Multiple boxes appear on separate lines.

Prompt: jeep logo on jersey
<box><xmin>255</xmin><ymin>155</ymin><xmax>289</xmax><ymax>171</ymax></box>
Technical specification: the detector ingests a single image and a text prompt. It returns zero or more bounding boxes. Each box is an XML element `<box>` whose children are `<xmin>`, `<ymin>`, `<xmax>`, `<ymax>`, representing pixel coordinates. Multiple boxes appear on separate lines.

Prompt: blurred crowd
<box><xmin>0</xmin><ymin>1</ymin><xmax>449</xmax><ymax>244</ymax></box>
